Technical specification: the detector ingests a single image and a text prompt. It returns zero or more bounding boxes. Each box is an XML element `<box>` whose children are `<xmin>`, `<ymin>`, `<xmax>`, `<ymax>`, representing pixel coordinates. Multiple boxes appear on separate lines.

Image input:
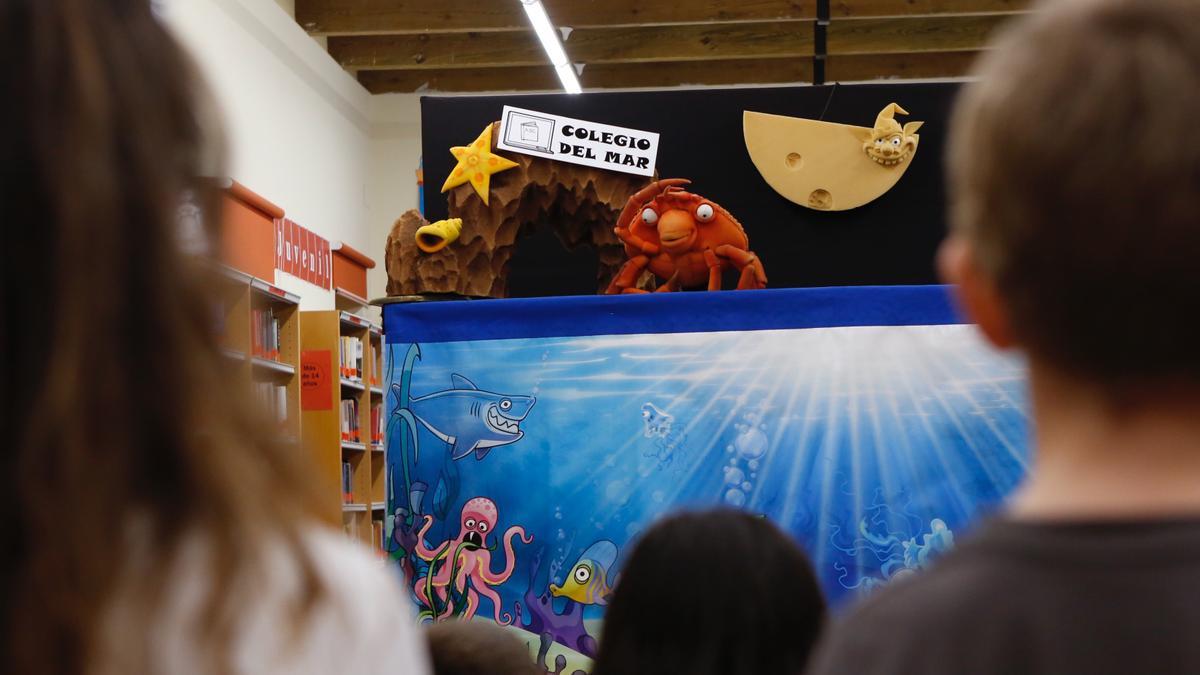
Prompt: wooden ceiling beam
<box><xmin>330</xmin><ymin>32</ymin><xmax>543</xmax><ymax>70</ymax></box>
<box><xmin>827</xmin><ymin>14</ymin><xmax>1017</xmax><ymax>54</ymax></box>
<box><xmin>357</xmin><ymin>58</ymin><xmax>815</xmax><ymax>94</ymax></box>
<box><xmin>297</xmin><ymin>0</ymin><xmax>816</xmax><ymax>36</ymax></box>
<box><xmin>329</xmin><ymin>22</ymin><xmax>815</xmax><ymax>70</ymax></box>
<box><xmin>358</xmin><ymin>67</ymin><xmax>561</xmax><ymax>95</ymax></box>
<box><xmin>297</xmin><ymin>0</ymin><xmax>1034</xmax><ymax>35</ymax></box>
<box><xmin>826</xmin><ymin>50</ymin><xmax>983</xmax><ymax>81</ymax></box>
<box><xmin>830</xmin><ymin>0</ymin><xmax>1033</xmax><ymax>18</ymax></box>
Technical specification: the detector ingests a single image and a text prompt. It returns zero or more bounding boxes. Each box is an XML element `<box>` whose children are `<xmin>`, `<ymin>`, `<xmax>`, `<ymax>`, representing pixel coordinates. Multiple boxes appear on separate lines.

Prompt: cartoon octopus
<box><xmin>414</xmin><ymin>496</ymin><xmax>532</xmax><ymax>623</ymax></box>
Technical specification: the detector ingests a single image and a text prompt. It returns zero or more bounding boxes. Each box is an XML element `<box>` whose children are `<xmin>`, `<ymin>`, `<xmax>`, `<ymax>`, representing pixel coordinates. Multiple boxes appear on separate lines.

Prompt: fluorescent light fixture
<box><xmin>520</xmin><ymin>0</ymin><xmax>582</xmax><ymax>94</ymax></box>
<box><xmin>555</xmin><ymin>63</ymin><xmax>583</xmax><ymax>94</ymax></box>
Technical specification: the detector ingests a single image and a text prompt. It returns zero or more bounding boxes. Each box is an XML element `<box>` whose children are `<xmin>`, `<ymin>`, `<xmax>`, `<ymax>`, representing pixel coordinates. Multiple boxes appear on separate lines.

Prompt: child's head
<box><xmin>944</xmin><ymin>0</ymin><xmax>1200</xmax><ymax>393</ymax></box>
<box><xmin>591</xmin><ymin>509</ymin><xmax>825</xmax><ymax>675</ymax></box>
<box><xmin>426</xmin><ymin>621</ymin><xmax>538</xmax><ymax>675</ymax></box>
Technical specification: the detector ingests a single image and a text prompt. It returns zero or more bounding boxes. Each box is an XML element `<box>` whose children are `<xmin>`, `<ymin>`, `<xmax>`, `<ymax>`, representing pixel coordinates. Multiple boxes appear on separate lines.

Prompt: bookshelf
<box><xmin>300</xmin><ymin>310</ymin><xmax>386</xmax><ymax>551</ymax></box>
<box><xmin>335</xmin><ymin>286</ymin><xmax>370</xmax><ymax>314</ymax></box>
<box><xmin>369</xmin><ymin>325</ymin><xmax>385</xmax><ymax>553</ymax></box>
<box><xmin>214</xmin><ymin>265</ymin><xmax>301</xmax><ymax>442</ymax></box>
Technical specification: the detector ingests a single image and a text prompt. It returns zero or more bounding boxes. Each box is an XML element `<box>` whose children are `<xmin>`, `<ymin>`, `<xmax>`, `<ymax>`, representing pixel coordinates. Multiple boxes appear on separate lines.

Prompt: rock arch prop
<box><xmin>386</xmin><ymin>122</ymin><xmax>653</xmax><ymax>299</ymax></box>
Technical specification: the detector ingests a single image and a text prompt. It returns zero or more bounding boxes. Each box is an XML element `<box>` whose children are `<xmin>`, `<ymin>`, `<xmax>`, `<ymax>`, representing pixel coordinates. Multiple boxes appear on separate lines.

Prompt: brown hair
<box><xmin>1</xmin><ymin>1</ymin><xmax>324</xmax><ymax>672</ymax></box>
<box><xmin>426</xmin><ymin>621</ymin><xmax>539</xmax><ymax>675</ymax></box>
<box><xmin>947</xmin><ymin>0</ymin><xmax>1200</xmax><ymax>385</ymax></box>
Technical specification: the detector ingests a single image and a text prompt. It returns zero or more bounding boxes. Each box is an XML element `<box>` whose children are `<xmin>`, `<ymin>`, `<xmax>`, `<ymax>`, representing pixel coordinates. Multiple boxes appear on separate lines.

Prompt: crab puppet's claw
<box><xmin>715</xmin><ymin>244</ymin><xmax>768</xmax><ymax>290</ymax></box>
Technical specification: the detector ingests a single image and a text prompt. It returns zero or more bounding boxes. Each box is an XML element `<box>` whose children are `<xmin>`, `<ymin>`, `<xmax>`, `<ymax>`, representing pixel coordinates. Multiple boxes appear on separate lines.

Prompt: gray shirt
<box><xmin>808</xmin><ymin>518</ymin><xmax>1200</xmax><ymax>675</ymax></box>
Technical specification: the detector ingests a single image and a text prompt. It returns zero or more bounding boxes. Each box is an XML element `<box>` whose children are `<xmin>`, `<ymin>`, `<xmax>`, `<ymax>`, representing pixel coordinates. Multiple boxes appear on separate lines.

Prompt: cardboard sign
<box><xmin>497</xmin><ymin>105</ymin><xmax>659</xmax><ymax>177</ymax></box>
<box><xmin>300</xmin><ymin>349</ymin><xmax>332</xmax><ymax>411</ymax></box>
<box><xmin>275</xmin><ymin>218</ymin><xmax>332</xmax><ymax>290</ymax></box>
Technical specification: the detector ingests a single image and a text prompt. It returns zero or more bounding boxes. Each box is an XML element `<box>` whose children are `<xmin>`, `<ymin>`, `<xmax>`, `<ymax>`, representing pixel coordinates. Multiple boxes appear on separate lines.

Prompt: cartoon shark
<box><xmin>401</xmin><ymin>374</ymin><xmax>536</xmax><ymax>461</ymax></box>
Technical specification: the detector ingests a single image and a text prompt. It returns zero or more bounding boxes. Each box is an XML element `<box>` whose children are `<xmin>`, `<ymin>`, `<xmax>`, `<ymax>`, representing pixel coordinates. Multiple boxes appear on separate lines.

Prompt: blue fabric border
<box><xmin>384</xmin><ymin>285</ymin><xmax>962</xmax><ymax>344</ymax></box>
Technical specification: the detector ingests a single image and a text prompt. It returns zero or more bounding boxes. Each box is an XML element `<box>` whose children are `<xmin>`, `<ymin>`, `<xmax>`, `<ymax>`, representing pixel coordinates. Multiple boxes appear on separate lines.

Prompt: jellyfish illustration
<box><xmin>640</xmin><ymin>402</ymin><xmax>687</xmax><ymax>467</ymax></box>
<box><xmin>830</xmin><ymin>489</ymin><xmax>956</xmax><ymax>595</ymax></box>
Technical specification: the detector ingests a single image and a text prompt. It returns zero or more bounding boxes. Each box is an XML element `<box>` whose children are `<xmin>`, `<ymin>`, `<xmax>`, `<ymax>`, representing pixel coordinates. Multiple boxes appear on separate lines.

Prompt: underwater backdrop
<box><xmin>382</xmin><ymin>287</ymin><xmax>1029</xmax><ymax>669</ymax></box>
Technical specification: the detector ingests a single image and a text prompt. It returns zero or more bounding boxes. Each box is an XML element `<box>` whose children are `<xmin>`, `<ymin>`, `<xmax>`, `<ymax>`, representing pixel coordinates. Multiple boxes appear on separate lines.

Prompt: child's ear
<box><xmin>938</xmin><ymin>235</ymin><xmax>1016</xmax><ymax>350</ymax></box>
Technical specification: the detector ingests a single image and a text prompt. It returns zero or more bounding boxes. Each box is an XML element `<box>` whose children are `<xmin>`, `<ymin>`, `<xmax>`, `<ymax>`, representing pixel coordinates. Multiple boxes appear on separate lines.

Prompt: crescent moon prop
<box><xmin>743</xmin><ymin>103</ymin><xmax>922</xmax><ymax>211</ymax></box>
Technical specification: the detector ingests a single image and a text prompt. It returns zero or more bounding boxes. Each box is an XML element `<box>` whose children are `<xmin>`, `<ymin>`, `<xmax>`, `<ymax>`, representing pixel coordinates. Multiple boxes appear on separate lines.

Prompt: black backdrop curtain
<box><xmin>420</xmin><ymin>82</ymin><xmax>961</xmax><ymax>298</ymax></box>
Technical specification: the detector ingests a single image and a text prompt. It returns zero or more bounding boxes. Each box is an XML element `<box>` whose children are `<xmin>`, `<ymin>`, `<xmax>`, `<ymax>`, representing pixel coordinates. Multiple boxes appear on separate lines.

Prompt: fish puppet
<box><xmin>551</xmin><ymin>540</ymin><xmax>618</xmax><ymax>606</ymax></box>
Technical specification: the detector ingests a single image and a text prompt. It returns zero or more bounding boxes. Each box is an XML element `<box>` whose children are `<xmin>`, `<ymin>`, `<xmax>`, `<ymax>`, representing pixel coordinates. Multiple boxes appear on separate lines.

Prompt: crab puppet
<box><xmin>605</xmin><ymin>179</ymin><xmax>767</xmax><ymax>293</ymax></box>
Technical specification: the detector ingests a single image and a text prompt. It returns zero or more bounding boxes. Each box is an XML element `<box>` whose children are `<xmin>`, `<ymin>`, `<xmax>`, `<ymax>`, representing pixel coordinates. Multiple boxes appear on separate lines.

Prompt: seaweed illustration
<box><xmin>386</xmin><ymin>344</ymin><xmax>423</xmax><ymax>580</ymax></box>
<box><xmin>416</xmin><ymin>539</ymin><xmax>475</xmax><ymax>623</ymax></box>
<box><xmin>386</xmin><ymin>343</ymin><xmax>510</xmax><ymax>622</ymax></box>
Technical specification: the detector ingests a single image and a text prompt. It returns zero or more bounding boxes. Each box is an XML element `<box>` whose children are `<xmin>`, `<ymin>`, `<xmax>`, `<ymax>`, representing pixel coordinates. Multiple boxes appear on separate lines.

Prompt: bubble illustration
<box><xmin>736</xmin><ymin>426</ymin><xmax>768</xmax><ymax>461</ymax></box>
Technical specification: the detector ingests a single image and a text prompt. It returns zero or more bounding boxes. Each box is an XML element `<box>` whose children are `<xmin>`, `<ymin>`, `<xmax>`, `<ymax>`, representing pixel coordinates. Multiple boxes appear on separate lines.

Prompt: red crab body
<box><xmin>606</xmin><ymin>178</ymin><xmax>767</xmax><ymax>293</ymax></box>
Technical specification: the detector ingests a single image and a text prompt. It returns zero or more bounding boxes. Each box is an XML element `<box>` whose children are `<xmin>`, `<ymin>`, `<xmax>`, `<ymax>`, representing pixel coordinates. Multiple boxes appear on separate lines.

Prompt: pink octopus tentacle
<box><xmin>478</xmin><ymin>526</ymin><xmax>533</xmax><ymax>586</ymax></box>
<box><xmin>453</xmin><ymin>550</ymin><xmax>476</xmax><ymax>593</ymax></box>
<box><xmin>434</xmin><ymin>585</ymin><xmax>454</xmax><ymax>622</ymax></box>
<box><xmin>414</xmin><ymin>515</ymin><xmax>449</xmax><ymax>561</ymax></box>
<box><xmin>430</xmin><ymin>547</ymin><xmax>458</xmax><ymax>588</ymax></box>
<box><xmin>413</xmin><ymin>578</ymin><xmax>431</xmax><ymax>606</ymax></box>
<box><xmin>461</xmin><ymin>588</ymin><xmax>480</xmax><ymax>621</ymax></box>
<box><xmin>474</xmin><ymin>581</ymin><xmax>515</xmax><ymax>626</ymax></box>
<box><xmin>416</xmin><ymin>538</ymin><xmax>467</xmax><ymax>619</ymax></box>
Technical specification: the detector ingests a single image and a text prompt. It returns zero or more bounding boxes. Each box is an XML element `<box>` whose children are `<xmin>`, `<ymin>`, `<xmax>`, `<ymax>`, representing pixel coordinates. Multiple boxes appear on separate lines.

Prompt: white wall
<box><xmin>163</xmin><ymin>0</ymin><xmax>379</xmax><ymax>312</ymax></box>
<box><xmin>366</xmin><ymin>95</ymin><xmax>423</xmax><ymax>304</ymax></box>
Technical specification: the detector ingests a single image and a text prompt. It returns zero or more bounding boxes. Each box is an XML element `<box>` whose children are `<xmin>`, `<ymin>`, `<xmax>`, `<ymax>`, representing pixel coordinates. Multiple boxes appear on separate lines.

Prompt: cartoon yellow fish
<box><xmin>550</xmin><ymin>539</ymin><xmax>617</xmax><ymax>606</ymax></box>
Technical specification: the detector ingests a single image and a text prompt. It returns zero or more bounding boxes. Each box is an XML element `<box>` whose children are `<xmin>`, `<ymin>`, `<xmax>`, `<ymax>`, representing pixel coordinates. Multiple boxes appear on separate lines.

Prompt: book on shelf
<box><xmin>372</xmin><ymin>521</ymin><xmax>384</xmax><ymax>551</ymax></box>
<box><xmin>253</xmin><ymin>381</ymin><xmax>288</xmax><ymax>429</ymax></box>
<box><xmin>340</xmin><ymin>398</ymin><xmax>361</xmax><ymax>442</ymax></box>
<box><xmin>370</xmin><ymin>401</ymin><xmax>383</xmax><ymax>445</ymax></box>
<box><xmin>370</xmin><ymin>341</ymin><xmax>382</xmax><ymax>386</ymax></box>
<box><xmin>341</xmin><ymin>461</ymin><xmax>353</xmax><ymax>503</ymax></box>
<box><xmin>250</xmin><ymin>306</ymin><xmax>281</xmax><ymax>360</ymax></box>
<box><xmin>338</xmin><ymin>335</ymin><xmax>364</xmax><ymax>380</ymax></box>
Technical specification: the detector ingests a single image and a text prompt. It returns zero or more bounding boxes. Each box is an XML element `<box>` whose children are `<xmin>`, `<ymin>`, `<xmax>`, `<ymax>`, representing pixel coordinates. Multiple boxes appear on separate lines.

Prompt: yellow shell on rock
<box><xmin>415</xmin><ymin>218</ymin><xmax>464</xmax><ymax>254</ymax></box>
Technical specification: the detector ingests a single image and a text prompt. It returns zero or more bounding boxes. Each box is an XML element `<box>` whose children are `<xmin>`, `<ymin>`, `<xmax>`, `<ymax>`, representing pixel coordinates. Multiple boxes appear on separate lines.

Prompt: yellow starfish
<box><xmin>440</xmin><ymin>125</ymin><xmax>519</xmax><ymax>205</ymax></box>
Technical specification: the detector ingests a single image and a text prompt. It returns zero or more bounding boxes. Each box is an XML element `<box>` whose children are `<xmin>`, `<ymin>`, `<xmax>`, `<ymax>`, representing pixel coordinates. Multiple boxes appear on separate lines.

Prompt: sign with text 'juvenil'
<box><xmin>497</xmin><ymin>106</ymin><xmax>659</xmax><ymax>177</ymax></box>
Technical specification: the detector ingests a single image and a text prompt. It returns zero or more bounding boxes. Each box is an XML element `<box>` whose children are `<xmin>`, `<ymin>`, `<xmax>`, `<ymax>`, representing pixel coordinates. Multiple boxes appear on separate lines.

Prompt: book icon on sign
<box><xmin>502</xmin><ymin>110</ymin><xmax>555</xmax><ymax>154</ymax></box>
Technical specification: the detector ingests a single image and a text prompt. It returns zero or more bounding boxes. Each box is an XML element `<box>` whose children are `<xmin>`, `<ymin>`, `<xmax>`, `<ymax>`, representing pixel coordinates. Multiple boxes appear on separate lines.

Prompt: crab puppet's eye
<box><xmin>574</xmin><ymin>566</ymin><xmax>592</xmax><ymax>583</ymax></box>
<box><xmin>500</xmin><ymin>399</ymin><xmax>512</xmax><ymax>411</ymax></box>
<box><xmin>695</xmin><ymin>203</ymin><xmax>715</xmax><ymax>222</ymax></box>
<box><xmin>641</xmin><ymin>208</ymin><xmax>659</xmax><ymax>225</ymax></box>
<box><xmin>465</xmin><ymin>518</ymin><xmax>476</xmax><ymax>529</ymax></box>
<box><xmin>479</xmin><ymin>522</ymin><xmax>489</xmax><ymax>533</ymax></box>
<box><xmin>891</xmin><ymin>137</ymin><xmax>902</xmax><ymax>146</ymax></box>
<box><xmin>875</xmin><ymin>138</ymin><xmax>883</xmax><ymax>145</ymax></box>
